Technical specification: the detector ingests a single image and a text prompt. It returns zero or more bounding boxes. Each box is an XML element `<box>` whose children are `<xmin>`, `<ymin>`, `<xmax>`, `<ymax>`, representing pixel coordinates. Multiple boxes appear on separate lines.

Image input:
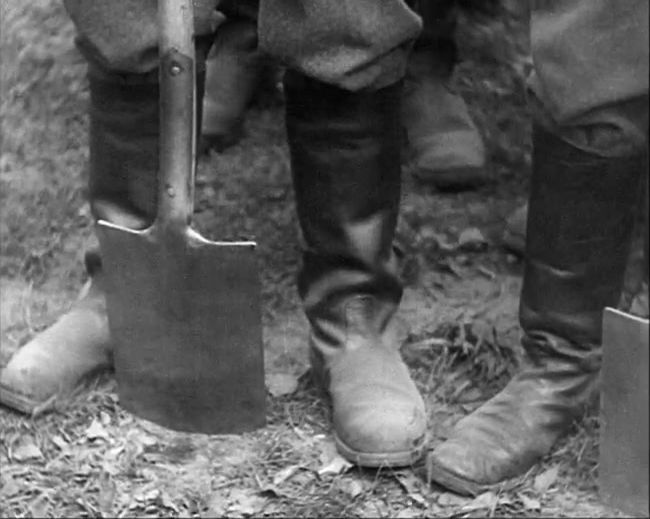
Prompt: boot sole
<box><xmin>0</xmin><ymin>382</ymin><xmax>44</xmax><ymax>415</ymax></box>
<box><xmin>335</xmin><ymin>430</ymin><xmax>428</xmax><ymax>468</ymax></box>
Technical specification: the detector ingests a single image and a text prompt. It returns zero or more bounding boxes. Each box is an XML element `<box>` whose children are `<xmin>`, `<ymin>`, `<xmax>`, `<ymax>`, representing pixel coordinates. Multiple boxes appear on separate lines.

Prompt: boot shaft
<box><xmin>520</xmin><ymin>125</ymin><xmax>645</xmax><ymax>364</ymax></box>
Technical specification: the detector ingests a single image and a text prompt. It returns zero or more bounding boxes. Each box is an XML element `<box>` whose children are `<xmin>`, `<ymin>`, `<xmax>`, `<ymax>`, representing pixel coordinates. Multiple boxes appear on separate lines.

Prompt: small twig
<box><xmin>30</xmin><ymin>393</ymin><xmax>59</xmax><ymax>419</ymax></box>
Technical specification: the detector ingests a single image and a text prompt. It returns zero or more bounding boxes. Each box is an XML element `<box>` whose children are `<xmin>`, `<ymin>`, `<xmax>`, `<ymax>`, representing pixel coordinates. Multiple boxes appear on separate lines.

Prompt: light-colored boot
<box><xmin>200</xmin><ymin>19</ymin><xmax>262</xmax><ymax>152</ymax></box>
<box><xmin>285</xmin><ymin>73</ymin><xmax>427</xmax><ymax>467</ymax></box>
<box><xmin>0</xmin><ymin>253</ymin><xmax>111</xmax><ymax>414</ymax></box>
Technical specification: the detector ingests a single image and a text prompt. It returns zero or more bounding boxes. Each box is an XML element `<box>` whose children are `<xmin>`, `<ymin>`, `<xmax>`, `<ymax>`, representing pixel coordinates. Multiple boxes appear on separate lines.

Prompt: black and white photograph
<box><xmin>0</xmin><ymin>0</ymin><xmax>648</xmax><ymax>517</ymax></box>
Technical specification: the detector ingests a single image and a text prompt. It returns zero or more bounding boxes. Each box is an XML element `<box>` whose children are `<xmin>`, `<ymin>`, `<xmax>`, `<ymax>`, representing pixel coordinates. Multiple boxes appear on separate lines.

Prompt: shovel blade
<box><xmin>599</xmin><ymin>307</ymin><xmax>649</xmax><ymax>517</ymax></box>
<box><xmin>97</xmin><ymin>221</ymin><xmax>266</xmax><ymax>434</ymax></box>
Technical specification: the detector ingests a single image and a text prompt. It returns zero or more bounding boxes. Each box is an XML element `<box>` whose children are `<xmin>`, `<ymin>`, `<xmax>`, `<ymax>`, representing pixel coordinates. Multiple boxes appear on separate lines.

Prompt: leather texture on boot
<box><xmin>403</xmin><ymin>49</ymin><xmax>486</xmax><ymax>190</ymax></box>
<box><xmin>428</xmin><ymin>125</ymin><xmax>644</xmax><ymax>495</ymax></box>
<box><xmin>200</xmin><ymin>19</ymin><xmax>261</xmax><ymax>152</ymax></box>
<box><xmin>88</xmin><ymin>68</ymin><xmax>161</xmax><ymax>225</ymax></box>
<box><xmin>0</xmin><ymin>252</ymin><xmax>111</xmax><ymax>414</ymax></box>
<box><xmin>502</xmin><ymin>203</ymin><xmax>528</xmax><ymax>257</ymax></box>
<box><xmin>285</xmin><ymin>73</ymin><xmax>427</xmax><ymax>467</ymax></box>
<box><xmin>311</xmin><ymin>296</ymin><xmax>428</xmax><ymax>467</ymax></box>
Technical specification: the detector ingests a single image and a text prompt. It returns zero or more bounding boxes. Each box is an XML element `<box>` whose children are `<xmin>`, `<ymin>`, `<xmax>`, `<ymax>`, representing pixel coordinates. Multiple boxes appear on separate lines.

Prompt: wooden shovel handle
<box><xmin>157</xmin><ymin>0</ymin><xmax>195</xmax><ymax>229</ymax></box>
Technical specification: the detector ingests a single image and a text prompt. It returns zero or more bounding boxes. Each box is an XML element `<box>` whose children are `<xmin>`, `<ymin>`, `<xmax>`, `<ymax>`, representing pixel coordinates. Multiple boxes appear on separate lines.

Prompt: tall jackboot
<box><xmin>403</xmin><ymin>0</ymin><xmax>486</xmax><ymax>190</ymax></box>
<box><xmin>427</xmin><ymin>125</ymin><xmax>645</xmax><ymax>495</ymax></box>
<box><xmin>0</xmin><ymin>59</ymin><xmax>209</xmax><ymax>413</ymax></box>
<box><xmin>284</xmin><ymin>72</ymin><xmax>427</xmax><ymax>467</ymax></box>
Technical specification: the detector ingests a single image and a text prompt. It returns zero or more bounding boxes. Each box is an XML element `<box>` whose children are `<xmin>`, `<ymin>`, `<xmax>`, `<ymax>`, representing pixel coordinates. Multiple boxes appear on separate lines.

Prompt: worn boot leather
<box><xmin>427</xmin><ymin>125</ymin><xmax>644</xmax><ymax>495</ymax></box>
<box><xmin>285</xmin><ymin>72</ymin><xmax>427</xmax><ymax>467</ymax></box>
<box><xmin>200</xmin><ymin>19</ymin><xmax>262</xmax><ymax>152</ymax></box>
<box><xmin>502</xmin><ymin>203</ymin><xmax>528</xmax><ymax>257</ymax></box>
<box><xmin>0</xmin><ymin>252</ymin><xmax>111</xmax><ymax>414</ymax></box>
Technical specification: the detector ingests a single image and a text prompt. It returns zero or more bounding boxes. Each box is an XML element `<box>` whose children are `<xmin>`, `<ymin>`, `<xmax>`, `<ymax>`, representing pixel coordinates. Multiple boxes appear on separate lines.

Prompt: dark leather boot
<box><xmin>427</xmin><ymin>125</ymin><xmax>645</xmax><ymax>495</ymax></box>
<box><xmin>284</xmin><ymin>73</ymin><xmax>427</xmax><ymax>467</ymax></box>
<box><xmin>0</xmin><ymin>56</ymin><xmax>210</xmax><ymax>413</ymax></box>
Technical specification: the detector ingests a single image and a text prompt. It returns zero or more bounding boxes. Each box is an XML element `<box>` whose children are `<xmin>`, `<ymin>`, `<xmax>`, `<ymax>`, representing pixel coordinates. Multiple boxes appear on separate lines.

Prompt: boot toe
<box><xmin>427</xmin><ymin>437</ymin><xmax>510</xmax><ymax>496</ymax></box>
<box><xmin>334</xmin><ymin>396</ymin><xmax>427</xmax><ymax>467</ymax></box>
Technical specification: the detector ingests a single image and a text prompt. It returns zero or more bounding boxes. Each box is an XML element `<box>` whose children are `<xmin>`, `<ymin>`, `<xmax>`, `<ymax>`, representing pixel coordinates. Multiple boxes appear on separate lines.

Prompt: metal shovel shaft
<box><xmin>158</xmin><ymin>0</ymin><xmax>195</xmax><ymax>231</ymax></box>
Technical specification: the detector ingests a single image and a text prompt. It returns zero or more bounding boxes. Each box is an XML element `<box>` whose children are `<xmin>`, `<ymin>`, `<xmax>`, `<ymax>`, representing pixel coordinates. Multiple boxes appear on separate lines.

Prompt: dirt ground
<box><xmin>1</xmin><ymin>1</ymin><xmax>647</xmax><ymax>517</ymax></box>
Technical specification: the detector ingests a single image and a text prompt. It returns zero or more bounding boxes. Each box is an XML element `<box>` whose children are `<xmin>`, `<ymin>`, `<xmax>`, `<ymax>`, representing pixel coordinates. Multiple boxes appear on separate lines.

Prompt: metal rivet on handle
<box><xmin>170</xmin><ymin>63</ymin><xmax>182</xmax><ymax>76</ymax></box>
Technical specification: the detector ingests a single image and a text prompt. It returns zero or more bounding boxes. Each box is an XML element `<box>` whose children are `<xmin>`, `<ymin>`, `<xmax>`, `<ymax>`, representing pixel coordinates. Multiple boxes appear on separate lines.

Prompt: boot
<box><xmin>284</xmin><ymin>72</ymin><xmax>427</xmax><ymax>467</ymax></box>
<box><xmin>200</xmin><ymin>19</ymin><xmax>262</xmax><ymax>153</ymax></box>
<box><xmin>427</xmin><ymin>125</ymin><xmax>644</xmax><ymax>495</ymax></box>
<box><xmin>502</xmin><ymin>203</ymin><xmax>528</xmax><ymax>256</ymax></box>
<box><xmin>0</xmin><ymin>59</ymin><xmax>193</xmax><ymax>413</ymax></box>
<box><xmin>403</xmin><ymin>1</ymin><xmax>486</xmax><ymax>190</ymax></box>
<box><xmin>0</xmin><ymin>252</ymin><xmax>111</xmax><ymax>414</ymax></box>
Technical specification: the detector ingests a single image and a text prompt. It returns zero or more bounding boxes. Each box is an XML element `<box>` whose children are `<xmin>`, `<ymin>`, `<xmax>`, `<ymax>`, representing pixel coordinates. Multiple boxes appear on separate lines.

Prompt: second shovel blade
<box><xmin>97</xmin><ymin>220</ymin><xmax>266</xmax><ymax>434</ymax></box>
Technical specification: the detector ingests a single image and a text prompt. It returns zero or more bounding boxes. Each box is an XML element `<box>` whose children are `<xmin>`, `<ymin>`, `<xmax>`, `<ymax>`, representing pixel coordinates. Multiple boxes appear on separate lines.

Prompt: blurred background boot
<box><xmin>200</xmin><ymin>18</ymin><xmax>263</xmax><ymax>153</ymax></box>
<box><xmin>404</xmin><ymin>0</ymin><xmax>486</xmax><ymax>190</ymax></box>
<box><xmin>285</xmin><ymin>73</ymin><xmax>427</xmax><ymax>467</ymax></box>
<box><xmin>0</xmin><ymin>251</ymin><xmax>110</xmax><ymax>414</ymax></box>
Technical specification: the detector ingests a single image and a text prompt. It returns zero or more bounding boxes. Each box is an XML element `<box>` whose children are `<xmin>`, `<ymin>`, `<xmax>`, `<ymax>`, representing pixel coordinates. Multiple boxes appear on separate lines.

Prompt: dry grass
<box><xmin>1</xmin><ymin>0</ymin><xmax>644</xmax><ymax>517</ymax></box>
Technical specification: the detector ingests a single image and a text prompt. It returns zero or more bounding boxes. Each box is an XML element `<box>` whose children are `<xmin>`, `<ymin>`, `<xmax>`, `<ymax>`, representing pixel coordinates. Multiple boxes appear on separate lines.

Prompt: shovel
<box><xmin>599</xmin><ymin>307</ymin><xmax>649</xmax><ymax>517</ymax></box>
<box><xmin>95</xmin><ymin>0</ymin><xmax>266</xmax><ymax>434</ymax></box>
<box><xmin>599</xmin><ymin>175</ymin><xmax>649</xmax><ymax>517</ymax></box>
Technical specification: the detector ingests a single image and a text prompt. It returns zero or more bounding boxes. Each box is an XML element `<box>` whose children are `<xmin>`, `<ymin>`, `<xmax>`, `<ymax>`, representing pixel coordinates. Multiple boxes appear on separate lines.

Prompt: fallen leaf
<box><xmin>266</xmin><ymin>373</ymin><xmax>299</xmax><ymax>397</ymax></box>
<box><xmin>419</xmin><ymin>226</ymin><xmax>456</xmax><ymax>252</ymax></box>
<box><xmin>317</xmin><ymin>440</ymin><xmax>338</xmax><ymax>465</ymax></box>
<box><xmin>458</xmin><ymin>227</ymin><xmax>488</xmax><ymax>252</ymax></box>
<box><xmin>206</xmin><ymin>493</ymin><xmax>228</xmax><ymax>517</ymax></box>
<box><xmin>29</xmin><ymin>493</ymin><xmax>50</xmax><ymax>518</ymax></box>
<box><xmin>437</xmin><ymin>492</ymin><xmax>470</xmax><ymax>507</ymax></box>
<box><xmin>340</xmin><ymin>479</ymin><xmax>364</xmax><ymax>499</ymax></box>
<box><xmin>533</xmin><ymin>465</ymin><xmax>559</xmax><ymax>493</ymax></box>
<box><xmin>272</xmin><ymin>464</ymin><xmax>301</xmax><ymax>486</ymax></box>
<box><xmin>317</xmin><ymin>454</ymin><xmax>353</xmax><ymax>477</ymax></box>
<box><xmin>519</xmin><ymin>493</ymin><xmax>541</xmax><ymax>510</ymax></box>
<box><xmin>158</xmin><ymin>490</ymin><xmax>178</xmax><ymax>513</ymax></box>
<box><xmin>85</xmin><ymin>419</ymin><xmax>110</xmax><ymax>442</ymax></box>
<box><xmin>1</xmin><ymin>477</ymin><xmax>21</xmax><ymax>498</ymax></box>
<box><xmin>50</xmin><ymin>435</ymin><xmax>69</xmax><ymax>451</ymax></box>
<box><xmin>143</xmin><ymin>488</ymin><xmax>160</xmax><ymax>502</ymax></box>
<box><xmin>12</xmin><ymin>438</ymin><xmax>43</xmax><ymax>461</ymax></box>
<box><xmin>227</xmin><ymin>489</ymin><xmax>266</xmax><ymax>516</ymax></box>
<box><xmin>99</xmin><ymin>411</ymin><xmax>112</xmax><ymax>426</ymax></box>
<box><xmin>395</xmin><ymin>509</ymin><xmax>421</xmax><ymax>519</ymax></box>
<box><xmin>462</xmin><ymin>491</ymin><xmax>499</xmax><ymax>512</ymax></box>
<box><xmin>97</xmin><ymin>471</ymin><xmax>116</xmax><ymax>518</ymax></box>
<box><xmin>395</xmin><ymin>473</ymin><xmax>428</xmax><ymax>506</ymax></box>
